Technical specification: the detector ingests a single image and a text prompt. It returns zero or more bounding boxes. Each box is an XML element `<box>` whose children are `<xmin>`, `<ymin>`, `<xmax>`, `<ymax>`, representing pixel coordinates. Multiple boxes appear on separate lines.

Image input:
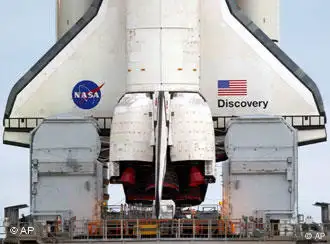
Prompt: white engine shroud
<box><xmin>110</xmin><ymin>92</ymin><xmax>216</xmax><ymax>204</ymax></box>
<box><xmin>110</xmin><ymin>93</ymin><xmax>215</xmax><ymax>165</ymax></box>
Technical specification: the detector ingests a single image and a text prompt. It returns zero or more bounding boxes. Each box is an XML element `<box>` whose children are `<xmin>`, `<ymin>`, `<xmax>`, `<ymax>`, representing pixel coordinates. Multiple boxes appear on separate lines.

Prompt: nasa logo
<box><xmin>72</xmin><ymin>80</ymin><xmax>104</xmax><ymax>109</ymax></box>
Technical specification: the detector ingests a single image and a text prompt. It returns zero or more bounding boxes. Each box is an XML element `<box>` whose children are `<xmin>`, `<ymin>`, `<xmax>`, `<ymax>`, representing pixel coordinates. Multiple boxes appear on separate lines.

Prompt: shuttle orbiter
<box><xmin>2</xmin><ymin>0</ymin><xmax>327</xmax><ymax>217</ymax></box>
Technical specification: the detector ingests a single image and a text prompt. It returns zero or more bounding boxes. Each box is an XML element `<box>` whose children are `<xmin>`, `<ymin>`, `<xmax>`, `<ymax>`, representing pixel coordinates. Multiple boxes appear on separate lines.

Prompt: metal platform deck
<box><xmin>2</xmin><ymin>220</ymin><xmax>329</xmax><ymax>244</ymax></box>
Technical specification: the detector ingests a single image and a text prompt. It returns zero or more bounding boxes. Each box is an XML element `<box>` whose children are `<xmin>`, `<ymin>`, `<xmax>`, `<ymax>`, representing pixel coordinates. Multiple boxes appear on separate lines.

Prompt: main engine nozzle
<box><xmin>189</xmin><ymin>166</ymin><xmax>204</xmax><ymax>187</ymax></box>
<box><xmin>120</xmin><ymin>167</ymin><xmax>136</xmax><ymax>185</ymax></box>
<box><xmin>146</xmin><ymin>165</ymin><xmax>179</xmax><ymax>198</ymax></box>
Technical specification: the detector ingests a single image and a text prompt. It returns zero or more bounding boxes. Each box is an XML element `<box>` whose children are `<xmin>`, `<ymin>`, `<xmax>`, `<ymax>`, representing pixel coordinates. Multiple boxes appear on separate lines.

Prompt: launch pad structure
<box><xmin>1</xmin><ymin>0</ymin><xmax>328</xmax><ymax>243</ymax></box>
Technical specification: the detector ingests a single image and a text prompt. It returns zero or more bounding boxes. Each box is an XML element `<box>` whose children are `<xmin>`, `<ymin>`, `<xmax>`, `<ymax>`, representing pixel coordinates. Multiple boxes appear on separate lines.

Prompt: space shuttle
<box><xmin>3</xmin><ymin>0</ymin><xmax>327</xmax><ymax>218</ymax></box>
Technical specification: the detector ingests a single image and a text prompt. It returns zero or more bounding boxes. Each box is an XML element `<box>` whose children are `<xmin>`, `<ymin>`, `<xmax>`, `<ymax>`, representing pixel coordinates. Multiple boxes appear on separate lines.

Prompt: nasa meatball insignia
<box><xmin>218</xmin><ymin>99</ymin><xmax>268</xmax><ymax>109</ymax></box>
<box><xmin>72</xmin><ymin>80</ymin><xmax>104</xmax><ymax>110</ymax></box>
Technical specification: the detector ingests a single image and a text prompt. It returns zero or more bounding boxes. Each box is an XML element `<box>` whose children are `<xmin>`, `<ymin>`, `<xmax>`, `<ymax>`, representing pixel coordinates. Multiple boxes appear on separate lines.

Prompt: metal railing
<box><xmin>1</xmin><ymin>219</ymin><xmax>329</xmax><ymax>242</ymax></box>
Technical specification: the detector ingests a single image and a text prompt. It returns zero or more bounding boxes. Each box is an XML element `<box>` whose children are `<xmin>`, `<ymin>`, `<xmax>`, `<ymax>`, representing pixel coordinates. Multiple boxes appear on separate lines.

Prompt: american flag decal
<box><xmin>217</xmin><ymin>80</ymin><xmax>247</xmax><ymax>96</ymax></box>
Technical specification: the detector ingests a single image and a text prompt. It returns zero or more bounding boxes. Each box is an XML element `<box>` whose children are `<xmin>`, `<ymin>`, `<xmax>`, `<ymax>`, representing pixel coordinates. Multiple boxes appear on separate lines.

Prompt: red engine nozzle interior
<box><xmin>146</xmin><ymin>165</ymin><xmax>179</xmax><ymax>198</ymax></box>
<box><xmin>120</xmin><ymin>167</ymin><xmax>136</xmax><ymax>185</ymax></box>
<box><xmin>116</xmin><ymin>163</ymin><xmax>209</xmax><ymax>206</ymax></box>
<box><xmin>189</xmin><ymin>166</ymin><xmax>204</xmax><ymax>187</ymax></box>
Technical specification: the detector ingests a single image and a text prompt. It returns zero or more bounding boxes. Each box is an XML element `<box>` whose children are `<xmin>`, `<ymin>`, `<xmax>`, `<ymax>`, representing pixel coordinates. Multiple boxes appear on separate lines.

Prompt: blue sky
<box><xmin>0</xmin><ymin>0</ymin><xmax>329</xmax><ymax>222</ymax></box>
